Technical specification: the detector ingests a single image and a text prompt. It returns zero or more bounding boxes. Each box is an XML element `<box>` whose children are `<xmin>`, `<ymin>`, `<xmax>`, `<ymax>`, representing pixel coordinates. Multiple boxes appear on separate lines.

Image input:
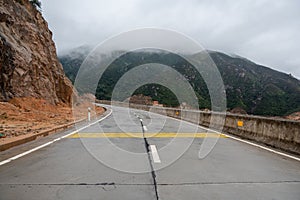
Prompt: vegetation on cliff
<box><xmin>60</xmin><ymin>46</ymin><xmax>300</xmax><ymax>116</ymax></box>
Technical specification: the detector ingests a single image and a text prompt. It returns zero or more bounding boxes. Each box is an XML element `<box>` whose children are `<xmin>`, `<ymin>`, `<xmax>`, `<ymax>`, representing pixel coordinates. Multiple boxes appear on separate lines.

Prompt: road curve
<box><xmin>0</xmin><ymin>105</ymin><xmax>299</xmax><ymax>200</ymax></box>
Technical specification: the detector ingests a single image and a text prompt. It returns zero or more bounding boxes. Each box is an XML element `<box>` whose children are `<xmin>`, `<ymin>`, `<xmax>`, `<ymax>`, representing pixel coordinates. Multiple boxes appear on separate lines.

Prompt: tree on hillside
<box><xmin>29</xmin><ymin>0</ymin><xmax>41</xmax><ymax>9</ymax></box>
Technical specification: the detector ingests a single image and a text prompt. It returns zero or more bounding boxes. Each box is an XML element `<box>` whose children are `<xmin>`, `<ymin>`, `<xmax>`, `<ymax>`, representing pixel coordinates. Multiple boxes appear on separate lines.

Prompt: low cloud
<box><xmin>42</xmin><ymin>0</ymin><xmax>300</xmax><ymax>78</ymax></box>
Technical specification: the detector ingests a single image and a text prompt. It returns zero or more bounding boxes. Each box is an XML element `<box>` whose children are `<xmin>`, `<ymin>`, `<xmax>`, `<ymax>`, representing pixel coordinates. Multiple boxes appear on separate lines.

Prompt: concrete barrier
<box><xmin>98</xmin><ymin>100</ymin><xmax>300</xmax><ymax>155</ymax></box>
<box><xmin>0</xmin><ymin>119</ymin><xmax>85</xmax><ymax>152</ymax></box>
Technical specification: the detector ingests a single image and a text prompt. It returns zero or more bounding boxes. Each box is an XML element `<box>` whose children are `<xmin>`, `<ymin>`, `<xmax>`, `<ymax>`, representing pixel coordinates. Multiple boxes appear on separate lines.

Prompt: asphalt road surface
<box><xmin>0</xmin><ymin>105</ymin><xmax>300</xmax><ymax>200</ymax></box>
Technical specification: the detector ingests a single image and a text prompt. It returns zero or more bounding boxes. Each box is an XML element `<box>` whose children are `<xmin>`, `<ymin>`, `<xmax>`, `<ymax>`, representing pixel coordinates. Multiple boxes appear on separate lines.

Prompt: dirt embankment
<box><xmin>0</xmin><ymin>97</ymin><xmax>104</xmax><ymax>142</ymax></box>
<box><xmin>285</xmin><ymin>112</ymin><xmax>300</xmax><ymax>121</ymax></box>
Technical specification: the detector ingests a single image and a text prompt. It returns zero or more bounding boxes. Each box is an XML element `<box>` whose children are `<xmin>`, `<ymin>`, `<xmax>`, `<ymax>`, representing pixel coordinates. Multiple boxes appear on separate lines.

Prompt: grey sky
<box><xmin>42</xmin><ymin>0</ymin><xmax>300</xmax><ymax>78</ymax></box>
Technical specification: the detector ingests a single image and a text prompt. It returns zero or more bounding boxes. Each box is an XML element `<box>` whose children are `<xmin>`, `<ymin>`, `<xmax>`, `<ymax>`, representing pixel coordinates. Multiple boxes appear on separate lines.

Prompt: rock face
<box><xmin>0</xmin><ymin>0</ymin><xmax>75</xmax><ymax>105</ymax></box>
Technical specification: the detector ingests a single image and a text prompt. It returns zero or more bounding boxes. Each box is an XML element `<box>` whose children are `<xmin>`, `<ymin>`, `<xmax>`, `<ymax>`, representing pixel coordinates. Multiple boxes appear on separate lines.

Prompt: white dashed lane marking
<box><xmin>150</xmin><ymin>145</ymin><xmax>161</xmax><ymax>163</ymax></box>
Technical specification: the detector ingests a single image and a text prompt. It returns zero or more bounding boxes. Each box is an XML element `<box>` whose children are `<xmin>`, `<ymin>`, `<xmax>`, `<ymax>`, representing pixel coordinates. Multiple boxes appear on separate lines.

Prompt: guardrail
<box><xmin>98</xmin><ymin>100</ymin><xmax>300</xmax><ymax>155</ymax></box>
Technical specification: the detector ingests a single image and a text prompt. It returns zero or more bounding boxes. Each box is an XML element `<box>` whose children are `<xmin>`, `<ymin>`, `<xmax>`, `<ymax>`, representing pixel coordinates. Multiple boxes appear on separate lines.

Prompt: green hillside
<box><xmin>59</xmin><ymin>46</ymin><xmax>300</xmax><ymax>116</ymax></box>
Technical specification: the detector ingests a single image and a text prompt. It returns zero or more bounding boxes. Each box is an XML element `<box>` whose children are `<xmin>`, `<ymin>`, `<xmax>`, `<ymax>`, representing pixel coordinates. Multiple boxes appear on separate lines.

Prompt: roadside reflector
<box><xmin>237</xmin><ymin>120</ymin><xmax>244</xmax><ymax>127</ymax></box>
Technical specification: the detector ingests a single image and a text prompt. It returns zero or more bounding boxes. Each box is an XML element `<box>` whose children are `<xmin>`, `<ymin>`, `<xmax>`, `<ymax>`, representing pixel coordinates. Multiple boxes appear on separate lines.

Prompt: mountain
<box><xmin>59</xmin><ymin>46</ymin><xmax>300</xmax><ymax>116</ymax></box>
<box><xmin>0</xmin><ymin>0</ymin><xmax>75</xmax><ymax>105</ymax></box>
<box><xmin>209</xmin><ymin>51</ymin><xmax>300</xmax><ymax>116</ymax></box>
<box><xmin>58</xmin><ymin>45</ymin><xmax>93</xmax><ymax>84</ymax></box>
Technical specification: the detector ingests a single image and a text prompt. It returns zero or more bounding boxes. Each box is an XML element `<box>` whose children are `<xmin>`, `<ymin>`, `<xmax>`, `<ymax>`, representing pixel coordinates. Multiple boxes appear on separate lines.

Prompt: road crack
<box><xmin>1</xmin><ymin>180</ymin><xmax>299</xmax><ymax>187</ymax></box>
<box><xmin>138</xmin><ymin>115</ymin><xmax>160</xmax><ymax>200</ymax></box>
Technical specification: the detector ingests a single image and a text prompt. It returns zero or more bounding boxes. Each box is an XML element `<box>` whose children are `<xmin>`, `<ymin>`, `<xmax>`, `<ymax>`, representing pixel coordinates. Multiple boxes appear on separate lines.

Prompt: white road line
<box><xmin>0</xmin><ymin>109</ymin><xmax>113</xmax><ymax>166</ymax></box>
<box><xmin>143</xmin><ymin>125</ymin><xmax>148</xmax><ymax>131</ymax></box>
<box><xmin>222</xmin><ymin>133</ymin><xmax>300</xmax><ymax>162</ymax></box>
<box><xmin>150</xmin><ymin>145</ymin><xmax>161</xmax><ymax>163</ymax></box>
<box><xmin>169</xmin><ymin>114</ymin><xmax>300</xmax><ymax>162</ymax></box>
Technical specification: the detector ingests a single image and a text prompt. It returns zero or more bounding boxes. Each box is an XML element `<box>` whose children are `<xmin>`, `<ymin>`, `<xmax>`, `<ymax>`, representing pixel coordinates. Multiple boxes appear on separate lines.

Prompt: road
<box><xmin>0</xmin><ymin>105</ymin><xmax>300</xmax><ymax>200</ymax></box>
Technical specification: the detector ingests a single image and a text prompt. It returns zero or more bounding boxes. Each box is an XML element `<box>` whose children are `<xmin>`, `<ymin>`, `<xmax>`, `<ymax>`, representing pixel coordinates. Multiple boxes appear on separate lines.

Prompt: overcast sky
<box><xmin>42</xmin><ymin>0</ymin><xmax>300</xmax><ymax>79</ymax></box>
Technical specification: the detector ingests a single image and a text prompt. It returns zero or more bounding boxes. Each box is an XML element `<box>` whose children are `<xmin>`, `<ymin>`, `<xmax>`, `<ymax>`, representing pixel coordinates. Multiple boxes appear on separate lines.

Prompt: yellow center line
<box><xmin>68</xmin><ymin>133</ymin><xmax>227</xmax><ymax>138</ymax></box>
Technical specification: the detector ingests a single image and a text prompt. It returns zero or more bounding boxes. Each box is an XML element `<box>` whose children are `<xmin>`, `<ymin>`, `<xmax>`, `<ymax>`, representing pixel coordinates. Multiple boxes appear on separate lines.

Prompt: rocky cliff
<box><xmin>0</xmin><ymin>0</ymin><xmax>74</xmax><ymax>105</ymax></box>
